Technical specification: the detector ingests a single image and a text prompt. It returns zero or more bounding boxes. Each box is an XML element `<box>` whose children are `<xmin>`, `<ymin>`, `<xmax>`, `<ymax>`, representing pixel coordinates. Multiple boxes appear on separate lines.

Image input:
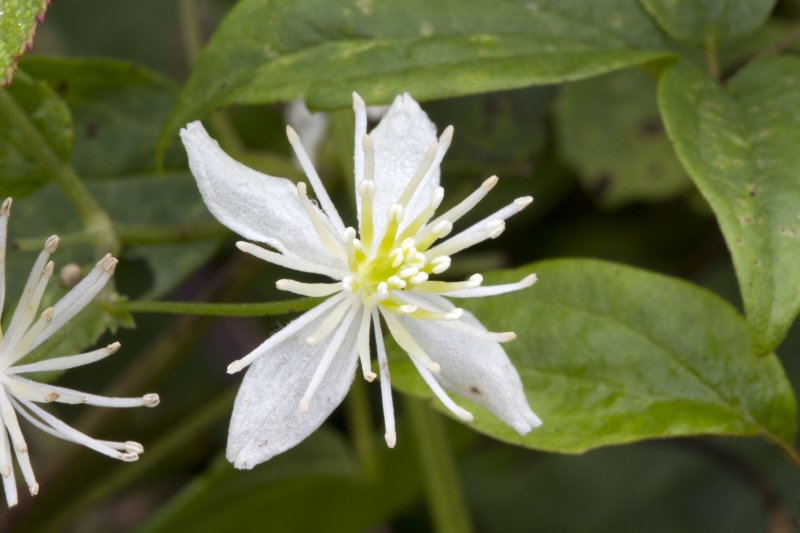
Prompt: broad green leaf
<box><xmin>555</xmin><ymin>68</ymin><xmax>689</xmax><ymax>207</ymax></box>
<box><xmin>0</xmin><ymin>0</ymin><xmax>48</xmax><ymax>85</ymax></box>
<box><xmin>658</xmin><ymin>58</ymin><xmax>800</xmax><ymax>353</ymax></box>
<box><xmin>0</xmin><ymin>71</ymin><xmax>73</xmax><ymax>196</ymax></box>
<box><xmin>638</xmin><ymin>0</ymin><xmax>776</xmax><ymax>45</ymax></box>
<box><xmin>390</xmin><ymin>259</ymin><xmax>796</xmax><ymax>455</ymax></box>
<box><xmin>21</xmin><ymin>57</ymin><xmax>185</xmax><ymax>178</ymax></box>
<box><xmin>138</xmin><ymin>430</ymin><xmax>421</xmax><ymax>533</ymax></box>
<box><xmin>160</xmin><ymin>0</ymin><xmax>675</xmax><ymax>154</ymax></box>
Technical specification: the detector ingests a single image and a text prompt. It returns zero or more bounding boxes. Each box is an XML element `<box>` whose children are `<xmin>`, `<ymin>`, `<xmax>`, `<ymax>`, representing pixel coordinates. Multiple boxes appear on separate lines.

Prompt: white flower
<box><xmin>181</xmin><ymin>93</ymin><xmax>541</xmax><ymax>470</ymax></box>
<box><xmin>0</xmin><ymin>198</ymin><xmax>159</xmax><ymax>507</ymax></box>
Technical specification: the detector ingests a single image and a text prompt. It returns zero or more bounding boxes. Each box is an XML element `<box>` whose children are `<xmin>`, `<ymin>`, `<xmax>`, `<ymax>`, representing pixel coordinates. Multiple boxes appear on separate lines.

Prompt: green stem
<box><xmin>15</xmin><ymin>220</ymin><xmax>227</xmax><ymax>251</ymax></box>
<box><xmin>0</xmin><ymin>90</ymin><xmax>119</xmax><ymax>255</ymax></box>
<box><xmin>107</xmin><ymin>296</ymin><xmax>321</xmax><ymax>316</ymax></box>
<box><xmin>705</xmin><ymin>33</ymin><xmax>720</xmax><ymax>81</ymax></box>
<box><xmin>407</xmin><ymin>398</ymin><xmax>473</xmax><ymax>533</ymax></box>
<box><xmin>345</xmin><ymin>378</ymin><xmax>378</xmax><ymax>482</ymax></box>
<box><xmin>179</xmin><ymin>0</ymin><xmax>203</xmax><ymax>66</ymax></box>
<box><xmin>752</xmin><ymin>22</ymin><xmax>800</xmax><ymax>63</ymax></box>
<box><xmin>39</xmin><ymin>387</ymin><xmax>236</xmax><ymax>532</ymax></box>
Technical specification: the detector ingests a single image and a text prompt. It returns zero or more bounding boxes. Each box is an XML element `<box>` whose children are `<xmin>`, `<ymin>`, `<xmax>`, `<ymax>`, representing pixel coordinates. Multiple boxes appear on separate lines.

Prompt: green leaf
<box><xmin>21</xmin><ymin>56</ymin><xmax>185</xmax><ymax>179</ymax></box>
<box><xmin>390</xmin><ymin>259</ymin><xmax>797</xmax><ymax>456</ymax></box>
<box><xmin>0</xmin><ymin>0</ymin><xmax>48</xmax><ymax>85</ymax></box>
<box><xmin>0</xmin><ymin>71</ymin><xmax>73</xmax><ymax>196</ymax></box>
<box><xmin>554</xmin><ymin>68</ymin><xmax>689</xmax><ymax>207</ymax></box>
<box><xmin>658</xmin><ymin>58</ymin><xmax>800</xmax><ymax>353</ymax></box>
<box><xmin>138</xmin><ymin>430</ymin><xmax>421</xmax><ymax>533</ymax></box>
<box><xmin>160</xmin><ymin>0</ymin><xmax>676</xmax><ymax>154</ymax></box>
<box><xmin>638</xmin><ymin>0</ymin><xmax>776</xmax><ymax>45</ymax></box>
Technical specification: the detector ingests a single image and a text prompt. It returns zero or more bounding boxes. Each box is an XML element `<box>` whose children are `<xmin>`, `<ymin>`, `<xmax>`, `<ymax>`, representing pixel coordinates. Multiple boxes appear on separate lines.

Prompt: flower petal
<box><xmin>180</xmin><ymin>121</ymin><xmax>340</xmax><ymax>268</ymax></box>
<box><xmin>364</xmin><ymin>94</ymin><xmax>440</xmax><ymax>238</ymax></box>
<box><xmin>398</xmin><ymin>294</ymin><xmax>541</xmax><ymax>435</ymax></box>
<box><xmin>226</xmin><ymin>304</ymin><xmax>360</xmax><ymax>469</ymax></box>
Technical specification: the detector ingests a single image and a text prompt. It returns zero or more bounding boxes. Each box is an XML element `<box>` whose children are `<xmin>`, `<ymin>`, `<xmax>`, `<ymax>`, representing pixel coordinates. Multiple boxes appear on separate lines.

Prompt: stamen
<box><xmin>425</xmin><ymin>220</ymin><xmax>504</xmax><ymax>258</ymax></box>
<box><xmin>445</xmin><ymin>274</ymin><xmax>537</xmax><ymax>298</ymax></box>
<box><xmin>416</xmin><ymin>274</ymin><xmax>483</xmax><ymax>294</ymax></box>
<box><xmin>9</xmin><ymin>342</ymin><xmax>121</xmax><ymax>374</ymax></box>
<box><xmin>397</xmin><ymin>125</ymin><xmax>454</xmax><ymax>209</ymax></box>
<box><xmin>358</xmin><ymin>177</ymin><xmax>375</xmax><ymax>250</ymax></box>
<box><xmin>286</xmin><ymin>125</ymin><xmax>345</xmax><ymax>233</ymax></box>
<box><xmin>0</xmin><ymin>390</ymin><xmax>36</xmax><ymax>495</ymax></box>
<box><xmin>276</xmin><ymin>279</ymin><xmax>342</xmax><ymax>298</ymax></box>
<box><xmin>236</xmin><ymin>242</ymin><xmax>347</xmax><ymax>279</ymax></box>
<box><xmin>376</xmin><ymin>204</ymin><xmax>404</xmax><ymax>253</ymax></box>
<box><xmin>295</xmin><ymin>183</ymin><xmax>347</xmax><ymax>261</ymax></box>
<box><xmin>429</xmin><ymin>175</ymin><xmax>498</xmax><ymax>229</ymax></box>
<box><xmin>429</xmin><ymin>256</ymin><xmax>451</xmax><ymax>275</ymax></box>
<box><xmin>227</xmin><ymin>293</ymin><xmax>346</xmax><ymax>373</ymax></box>
<box><xmin>396</xmin><ymin>140</ymin><xmax>438</xmax><ymax>209</ymax></box>
<box><xmin>372</xmin><ymin>311</ymin><xmax>396</xmax><ymax>447</ymax></box>
<box><xmin>364</xmin><ymin>282</ymin><xmax>389</xmax><ymax>308</ymax></box>
<box><xmin>305</xmin><ymin>295</ymin><xmax>356</xmax><ymax>346</ymax></box>
<box><xmin>298</xmin><ymin>302</ymin><xmax>360</xmax><ymax>412</ymax></box>
<box><xmin>2</xmin><ymin>260</ymin><xmax>54</xmax><ymax>351</ymax></box>
<box><xmin>410</xmin><ymin>358</ymin><xmax>473</xmax><ymax>421</ymax></box>
<box><xmin>4</xmin><ymin>307</ymin><xmax>53</xmax><ymax>363</ymax></box>
<box><xmin>439</xmin><ymin>195</ymin><xmax>531</xmax><ymax>247</ymax></box>
<box><xmin>4</xmin><ymin>376</ymin><xmax>159</xmax><ymax>408</ymax></box>
<box><xmin>398</xmin><ymin>187</ymin><xmax>444</xmax><ymax>241</ymax></box>
<box><xmin>353</xmin><ymin>92</ymin><xmax>367</xmax><ymax>185</ymax></box>
<box><xmin>415</xmin><ymin>220</ymin><xmax>452</xmax><ymax>251</ymax></box>
<box><xmin>381</xmin><ymin>311</ymin><xmax>440</xmax><ymax>373</ymax></box>
<box><xmin>434</xmin><ymin>319</ymin><xmax>518</xmax><ymax>343</ymax></box>
<box><xmin>356</xmin><ymin>306</ymin><xmax>376</xmax><ymax>381</ymax></box>
<box><xmin>342</xmin><ymin>227</ymin><xmax>358</xmax><ymax>271</ymax></box>
<box><xmin>31</xmin><ymin>254</ymin><xmax>117</xmax><ymax>354</ymax></box>
<box><xmin>14</xmin><ymin>398</ymin><xmax>138</xmax><ymax>461</ymax></box>
<box><xmin>0</xmin><ymin>198</ymin><xmax>12</xmax><ymax>329</ymax></box>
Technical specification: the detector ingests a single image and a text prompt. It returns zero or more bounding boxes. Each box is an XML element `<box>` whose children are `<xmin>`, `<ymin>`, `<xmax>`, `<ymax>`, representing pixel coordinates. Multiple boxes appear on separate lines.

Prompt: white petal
<box><xmin>226</xmin><ymin>306</ymin><xmax>360</xmax><ymax>469</ymax></box>
<box><xmin>180</xmin><ymin>121</ymin><xmax>340</xmax><ymax>268</ymax></box>
<box><xmin>398</xmin><ymin>294</ymin><xmax>541</xmax><ymax>434</ymax></box>
<box><xmin>365</xmin><ymin>94</ymin><xmax>439</xmax><ymax>238</ymax></box>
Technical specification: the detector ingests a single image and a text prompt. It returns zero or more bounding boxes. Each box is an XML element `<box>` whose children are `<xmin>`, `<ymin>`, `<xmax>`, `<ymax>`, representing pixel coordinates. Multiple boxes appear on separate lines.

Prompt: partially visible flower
<box><xmin>181</xmin><ymin>92</ymin><xmax>541</xmax><ymax>470</ymax></box>
<box><xmin>0</xmin><ymin>198</ymin><xmax>159</xmax><ymax>507</ymax></box>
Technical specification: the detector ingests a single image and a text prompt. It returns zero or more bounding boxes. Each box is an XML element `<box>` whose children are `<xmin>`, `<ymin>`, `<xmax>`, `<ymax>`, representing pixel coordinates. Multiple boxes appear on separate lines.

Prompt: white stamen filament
<box><xmin>4</xmin><ymin>307</ymin><xmax>53</xmax><ymax>365</ymax></box>
<box><xmin>358</xmin><ymin>175</ymin><xmax>375</xmax><ymax>250</ymax></box>
<box><xmin>305</xmin><ymin>295</ymin><xmax>357</xmax><ymax>346</ymax></box>
<box><xmin>299</xmin><ymin>302</ymin><xmax>360</xmax><ymax>412</ymax></box>
<box><xmin>398</xmin><ymin>125</ymin><xmax>453</xmax><ymax>210</ymax></box>
<box><xmin>445</xmin><ymin>274</ymin><xmax>538</xmax><ymax>298</ymax></box>
<box><xmin>4</xmin><ymin>376</ymin><xmax>158</xmax><ymax>408</ymax></box>
<box><xmin>353</xmin><ymin>92</ymin><xmax>367</xmax><ymax>186</ymax></box>
<box><xmin>286</xmin><ymin>125</ymin><xmax>345</xmax><ymax>233</ymax></box>
<box><xmin>433</xmin><ymin>318</ymin><xmax>517</xmax><ymax>343</ymax></box>
<box><xmin>381</xmin><ymin>311</ymin><xmax>440</xmax><ymax>373</ymax></box>
<box><xmin>9</xmin><ymin>342</ymin><xmax>121</xmax><ymax>374</ymax></box>
<box><xmin>372</xmin><ymin>311</ymin><xmax>396</xmax><ymax>448</ymax></box>
<box><xmin>442</xmin><ymin>196</ymin><xmax>532</xmax><ymax>247</ymax></box>
<box><xmin>236</xmin><ymin>242</ymin><xmax>346</xmax><ymax>279</ymax></box>
<box><xmin>429</xmin><ymin>175</ymin><xmax>498</xmax><ymax>229</ymax></box>
<box><xmin>0</xmin><ymin>389</ymin><xmax>36</xmax><ymax>494</ymax></box>
<box><xmin>0</xmin><ymin>198</ymin><xmax>12</xmax><ymax>329</ymax></box>
<box><xmin>295</xmin><ymin>183</ymin><xmax>347</xmax><ymax>261</ymax></box>
<box><xmin>15</xmin><ymin>398</ymin><xmax>137</xmax><ymax>461</ymax></box>
<box><xmin>416</xmin><ymin>274</ymin><xmax>483</xmax><ymax>294</ymax></box>
<box><xmin>425</xmin><ymin>220</ymin><xmax>504</xmax><ymax>259</ymax></box>
<box><xmin>399</xmin><ymin>187</ymin><xmax>444</xmax><ymax>240</ymax></box>
<box><xmin>356</xmin><ymin>306</ymin><xmax>376</xmax><ymax>381</ymax></box>
<box><xmin>275</xmin><ymin>279</ymin><xmax>342</xmax><ymax>298</ymax></box>
<box><xmin>410</xmin><ymin>358</ymin><xmax>474</xmax><ymax>422</ymax></box>
<box><xmin>342</xmin><ymin>227</ymin><xmax>358</xmax><ymax>271</ymax></box>
<box><xmin>227</xmin><ymin>293</ymin><xmax>346</xmax><ymax>373</ymax></box>
<box><xmin>396</xmin><ymin>140</ymin><xmax>438</xmax><ymax>208</ymax></box>
<box><xmin>31</xmin><ymin>254</ymin><xmax>117</xmax><ymax>354</ymax></box>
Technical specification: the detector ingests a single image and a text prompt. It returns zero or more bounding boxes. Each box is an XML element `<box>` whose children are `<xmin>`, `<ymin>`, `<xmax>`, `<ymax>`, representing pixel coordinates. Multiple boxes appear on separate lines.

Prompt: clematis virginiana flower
<box><xmin>181</xmin><ymin>93</ymin><xmax>541</xmax><ymax>469</ymax></box>
<box><xmin>0</xmin><ymin>199</ymin><xmax>159</xmax><ymax>507</ymax></box>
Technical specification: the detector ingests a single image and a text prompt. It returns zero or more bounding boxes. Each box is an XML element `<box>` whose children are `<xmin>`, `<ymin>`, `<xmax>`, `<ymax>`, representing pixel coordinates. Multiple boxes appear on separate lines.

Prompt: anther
<box><xmin>44</xmin><ymin>235</ymin><xmax>60</xmax><ymax>253</ymax></box>
<box><xmin>44</xmin><ymin>392</ymin><xmax>59</xmax><ymax>403</ymax></box>
<box><xmin>107</xmin><ymin>341</ymin><xmax>122</xmax><ymax>354</ymax></box>
<box><xmin>467</xmin><ymin>274</ymin><xmax>483</xmax><ymax>288</ymax></box>
<box><xmin>430</xmin><ymin>256</ymin><xmax>451</xmax><ymax>274</ymax></box>
<box><xmin>125</xmin><ymin>441</ymin><xmax>145</xmax><ymax>454</ymax></box>
<box><xmin>387</xmin><ymin>276</ymin><xmax>406</xmax><ymax>289</ymax></box>
<box><xmin>409</xmin><ymin>272</ymin><xmax>429</xmax><ymax>285</ymax></box>
<box><xmin>398</xmin><ymin>266</ymin><xmax>419</xmax><ymax>279</ymax></box>
<box><xmin>29</xmin><ymin>483</ymin><xmax>39</xmax><ymax>496</ymax></box>
<box><xmin>487</xmin><ymin>220</ymin><xmax>505</xmax><ymax>239</ymax></box>
<box><xmin>143</xmin><ymin>393</ymin><xmax>160</xmax><ymax>407</ymax></box>
<box><xmin>41</xmin><ymin>307</ymin><xmax>54</xmax><ymax>323</ymax></box>
<box><xmin>227</xmin><ymin>359</ymin><xmax>245</xmax><ymax>374</ymax></box>
<box><xmin>398</xmin><ymin>304</ymin><xmax>417</xmax><ymax>314</ymax></box>
<box><xmin>16</xmin><ymin>443</ymin><xmax>27</xmax><ymax>453</ymax></box>
<box><xmin>120</xmin><ymin>452</ymin><xmax>139</xmax><ymax>462</ymax></box>
<box><xmin>1</xmin><ymin>197</ymin><xmax>12</xmax><ymax>215</ymax></box>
